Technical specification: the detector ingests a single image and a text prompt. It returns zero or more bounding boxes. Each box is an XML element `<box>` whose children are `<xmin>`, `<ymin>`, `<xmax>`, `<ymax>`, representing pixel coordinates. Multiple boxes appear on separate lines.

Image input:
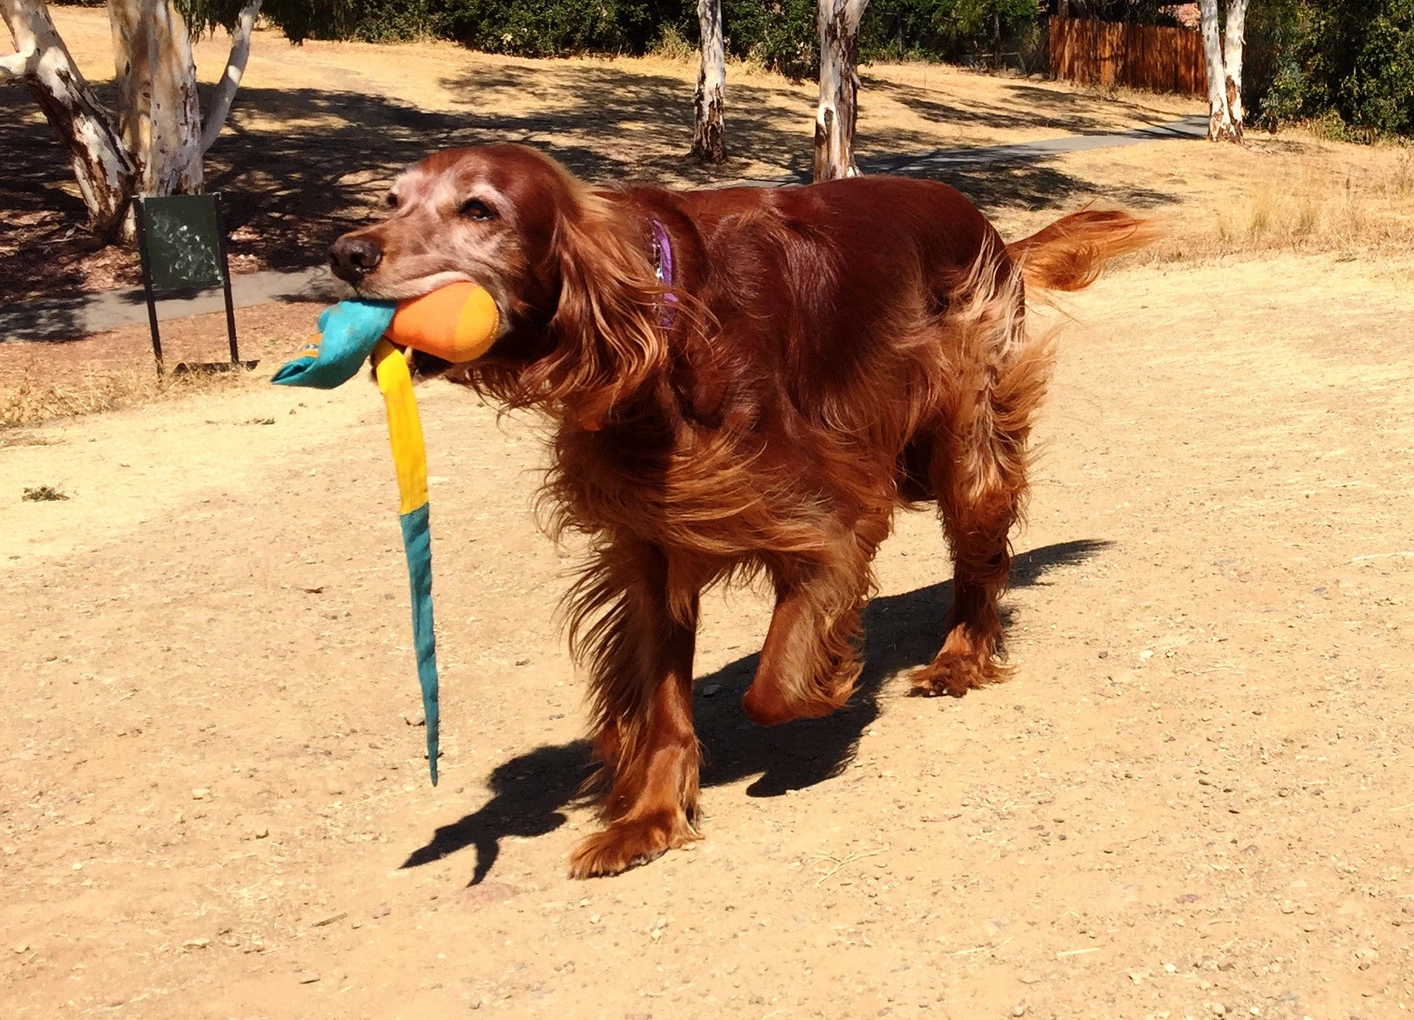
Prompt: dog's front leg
<box><xmin>568</xmin><ymin>543</ymin><xmax>700</xmax><ymax>878</ymax></box>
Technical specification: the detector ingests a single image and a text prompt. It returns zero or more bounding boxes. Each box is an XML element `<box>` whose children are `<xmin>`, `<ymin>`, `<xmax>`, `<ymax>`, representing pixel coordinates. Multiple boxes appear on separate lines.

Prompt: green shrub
<box><xmin>434</xmin><ymin>0</ymin><xmax>677</xmax><ymax>56</ymax></box>
<box><xmin>1258</xmin><ymin>0</ymin><xmax>1414</xmax><ymax>137</ymax></box>
<box><xmin>344</xmin><ymin>0</ymin><xmax>438</xmax><ymax>41</ymax></box>
<box><xmin>228</xmin><ymin>0</ymin><xmax>1048</xmax><ymax>73</ymax></box>
<box><xmin>723</xmin><ymin>0</ymin><xmax>819</xmax><ymax>78</ymax></box>
<box><xmin>861</xmin><ymin>0</ymin><xmax>1044</xmax><ymax>70</ymax></box>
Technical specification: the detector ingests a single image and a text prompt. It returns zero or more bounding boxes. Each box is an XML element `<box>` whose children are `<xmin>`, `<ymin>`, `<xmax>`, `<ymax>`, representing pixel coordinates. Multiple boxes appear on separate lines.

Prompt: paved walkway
<box><xmin>0</xmin><ymin>266</ymin><xmax>347</xmax><ymax>345</ymax></box>
<box><xmin>0</xmin><ymin>115</ymin><xmax>1206</xmax><ymax>344</ymax></box>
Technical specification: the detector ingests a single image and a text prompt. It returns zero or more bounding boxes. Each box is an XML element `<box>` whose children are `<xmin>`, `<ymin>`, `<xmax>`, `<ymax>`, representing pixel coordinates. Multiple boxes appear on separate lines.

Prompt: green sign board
<box><xmin>134</xmin><ymin>194</ymin><xmax>246</xmax><ymax>372</ymax></box>
<box><xmin>135</xmin><ymin>194</ymin><xmax>227</xmax><ymax>293</ymax></box>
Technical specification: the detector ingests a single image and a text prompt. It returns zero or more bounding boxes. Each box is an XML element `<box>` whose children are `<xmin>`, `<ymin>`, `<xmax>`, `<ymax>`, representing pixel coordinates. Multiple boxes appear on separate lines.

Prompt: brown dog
<box><xmin>328</xmin><ymin>145</ymin><xmax>1147</xmax><ymax>877</ymax></box>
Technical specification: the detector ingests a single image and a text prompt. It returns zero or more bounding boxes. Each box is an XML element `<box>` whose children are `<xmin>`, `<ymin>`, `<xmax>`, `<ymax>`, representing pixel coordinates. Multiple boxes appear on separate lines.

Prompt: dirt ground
<box><xmin>6</xmin><ymin>8</ymin><xmax>1414</xmax><ymax>1020</ymax></box>
<box><xmin>1</xmin><ymin>7</ymin><xmax>1198</xmax><ymax>302</ymax></box>
<box><xmin>3</xmin><ymin>248</ymin><xmax>1413</xmax><ymax>1019</ymax></box>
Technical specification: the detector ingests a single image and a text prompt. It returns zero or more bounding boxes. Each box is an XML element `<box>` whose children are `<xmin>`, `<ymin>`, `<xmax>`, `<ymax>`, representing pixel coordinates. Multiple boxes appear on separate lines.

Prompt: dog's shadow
<box><xmin>402</xmin><ymin>539</ymin><xmax>1110</xmax><ymax>884</ymax></box>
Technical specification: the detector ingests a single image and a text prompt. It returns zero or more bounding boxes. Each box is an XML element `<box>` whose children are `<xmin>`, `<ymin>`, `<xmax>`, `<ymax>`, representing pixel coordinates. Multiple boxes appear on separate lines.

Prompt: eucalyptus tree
<box><xmin>814</xmin><ymin>0</ymin><xmax>868</xmax><ymax>180</ymax></box>
<box><xmin>2</xmin><ymin>0</ymin><xmax>334</xmax><ymax>239</ymax></box>
<box><xmin>692</xmin><ymin>0</ymin><xmax>726</xmax><ymax>162</ymax></box>
<box><xmin>1199</xmin><ymin>0</ymin><xmax>1249</xmax><ymax>141</ymax></box>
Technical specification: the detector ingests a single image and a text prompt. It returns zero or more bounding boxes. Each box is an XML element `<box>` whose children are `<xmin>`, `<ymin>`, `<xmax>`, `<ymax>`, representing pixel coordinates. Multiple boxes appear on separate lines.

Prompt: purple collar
<box><xmin>650</xmin><ymin>219</ymin><xmax>678</xmax><ymax>329</ymax></box>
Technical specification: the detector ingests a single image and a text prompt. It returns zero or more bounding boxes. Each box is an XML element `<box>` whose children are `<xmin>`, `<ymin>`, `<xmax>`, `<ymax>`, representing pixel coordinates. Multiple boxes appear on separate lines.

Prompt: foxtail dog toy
<box><xmin>272</xmin><ymin>282</ymin><xmax>500</xmax><ymax>784</ymax></box>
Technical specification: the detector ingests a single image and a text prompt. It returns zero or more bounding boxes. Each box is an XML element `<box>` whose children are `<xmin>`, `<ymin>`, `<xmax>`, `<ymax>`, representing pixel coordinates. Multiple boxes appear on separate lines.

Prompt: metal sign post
<box><xmin>133</xmin><ymin>193</ymin><xmax>255</xmax><ymax>375</ymax></box>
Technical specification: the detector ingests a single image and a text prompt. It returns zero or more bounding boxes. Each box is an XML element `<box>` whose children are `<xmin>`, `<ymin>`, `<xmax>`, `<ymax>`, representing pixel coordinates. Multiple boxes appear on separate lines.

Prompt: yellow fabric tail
<box><xmin>372</xmin><ymin>339</ymin><xmax>429</xmax><ymax>515</ymax></box>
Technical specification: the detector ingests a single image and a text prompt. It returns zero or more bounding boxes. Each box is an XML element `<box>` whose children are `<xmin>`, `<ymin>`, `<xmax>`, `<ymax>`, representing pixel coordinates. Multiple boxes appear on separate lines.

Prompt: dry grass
<box><xmin>11</xmin><ymin>9</ymin><xmax>1410</xmax><ymax>432</ymax></box>
<box><xmin>0</xmin><ymin>363</ymin><xmax>262</xmax><ymax>429</ymax></box>
<box><xmin>1018</xmin><ymin>128</ymin><xmax>1414</xmax><ymax>268</ymax></box>
<box><xmin>0</xmin><ymin>300</ymin><xmax>321</xmax><ymax>429</ymax></box>
<box><xmin>1210</xmin><ymin>147</ymin><xmax>1414</xmax><ymax>256</ymax></box>
<box><xmin>21</xmin><ymin>483</ymin><xmax>69</xmax><ymax>501</ymax></box>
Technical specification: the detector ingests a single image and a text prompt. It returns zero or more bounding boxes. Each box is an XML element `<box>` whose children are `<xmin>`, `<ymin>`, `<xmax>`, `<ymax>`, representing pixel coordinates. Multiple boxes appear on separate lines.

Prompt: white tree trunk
<box><xmin>1223</xmin><ymin>0</ymin><xmax>1247</xmax><ymax>137</ymax></box>
<box><xmin>1199</xmin><ymin>0</ymin><xmax>1239</xmax><ymax>142</ymax></box>
<box><xmin>201</xmin><ymin>0</ymin><xmax>261</xmax><ymax>153</ymax></box>
<box><xmin>814</xmin><ymin>0</ymin><xmax>868</xmax><ymax>182</ymax></box>
<box><xmin>691</xmin><ymin>0</ymin><xmax>725</xmax><ymax>162</ymax></box>
<box><xmin>107</xmin><ymin>0</ymin><xmax>203</xmax><ymax>200</ymax></box>
<box><xmin>2</xmin><ymin>0</ymin><xmax>136</xmax><ymax>237</ymax></box>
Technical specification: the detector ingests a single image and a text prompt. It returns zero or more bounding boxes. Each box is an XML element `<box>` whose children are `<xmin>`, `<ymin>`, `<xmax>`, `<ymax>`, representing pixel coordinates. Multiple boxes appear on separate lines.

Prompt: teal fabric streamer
<box><xmin>399</xmin><ymin>502</ymin><xmax>440</xmax><ymax>785</ymax></box>
<box><xmin>271</xmin><ymin>301</ymin><xmax>396</xmax><ymax>389</ymax></box>
<box><xmin>272</xmin><ymin>298</ymin><xmax>442</xmax><ymax>786</ymax></box>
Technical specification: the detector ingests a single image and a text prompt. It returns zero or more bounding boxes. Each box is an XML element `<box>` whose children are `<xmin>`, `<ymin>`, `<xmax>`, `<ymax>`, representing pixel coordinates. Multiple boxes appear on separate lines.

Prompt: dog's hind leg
<box><xmin>567</xmin><ymin>542</ymin><xmax>702</xmax><ymax>878</ymax></box>
<box><xmin>911</xmin><ymin>273</ymin><xmax>1052</xmax><ymax>696</ymax></box>
<box><xmin>742</xmin><ymin>511</ymin><xmax>890</xmax><ymax>726</ymax></box>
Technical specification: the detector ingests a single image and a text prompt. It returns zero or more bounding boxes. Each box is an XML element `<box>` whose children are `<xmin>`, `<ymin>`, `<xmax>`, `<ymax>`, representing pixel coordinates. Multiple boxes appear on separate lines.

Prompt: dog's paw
<box><xmin>568</xmin><ymin>813</ymin><xmax>696</xmax><ymax>879</ymax></box>
<box><xmin>908</xmin><ymin>652</ymin><xmax>1004</xmax><ymax>697</ymax></box>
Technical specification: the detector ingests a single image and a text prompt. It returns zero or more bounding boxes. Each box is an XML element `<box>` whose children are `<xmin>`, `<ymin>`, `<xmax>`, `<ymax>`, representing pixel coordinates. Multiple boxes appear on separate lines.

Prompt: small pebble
<box><xmin>1164</xmin><ymin>963</ymin><xmax>1177</xmax><ymax>973</ymax></box>
<box><xmin>183</xmin><ymin>938</ymin><xmax>209</xmax><ymax>949</ymax></box>
<box><xmin>254</xmin><ymin>827</ymin><xmax>270</xmax><ymax>839</ymax></box>
<box><xmin>297</xmin><ymin>971</ymin><xmax>320</xmax><ymax>984</ymax></box>
<box><xmin>14</xmin><ymin>944</ymin><xmax>27</xmax><ymax>953</ymax></box>
<box><xmin>191</xmin><ymin>788</ymin><xmax>210</xmax><ymax>800</ymax></box>
<box><xmin>401</xmin><ymin>710</ymin><xmax>425</xmax><ymax>727</ymax></box>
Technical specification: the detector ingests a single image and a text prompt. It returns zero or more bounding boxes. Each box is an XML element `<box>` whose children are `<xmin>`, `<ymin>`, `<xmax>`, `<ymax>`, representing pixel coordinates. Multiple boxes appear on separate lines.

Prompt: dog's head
<box><xmin>328</xmin><ymin>145</ymin><xmax>671</xmax><ymax>426</ymax></box>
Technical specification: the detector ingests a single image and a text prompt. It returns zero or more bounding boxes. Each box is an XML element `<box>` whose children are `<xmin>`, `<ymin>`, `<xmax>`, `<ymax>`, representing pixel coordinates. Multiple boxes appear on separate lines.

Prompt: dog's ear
<box><xmin>526</xmin><ymin>190</ymin><xmax>670</xmax><ymax>430</ymax></box>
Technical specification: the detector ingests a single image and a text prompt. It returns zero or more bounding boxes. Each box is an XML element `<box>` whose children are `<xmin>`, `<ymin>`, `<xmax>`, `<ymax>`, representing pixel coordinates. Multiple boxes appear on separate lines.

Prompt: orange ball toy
<box><xmin>387</xmin><ymin>282</ymin><xmax>501</xmax><ymax>363</ymax></box>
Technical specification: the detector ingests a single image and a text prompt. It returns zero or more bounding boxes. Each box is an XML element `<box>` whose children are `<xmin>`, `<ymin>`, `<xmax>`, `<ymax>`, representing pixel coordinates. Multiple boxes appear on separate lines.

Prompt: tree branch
<box><xmin>200</xmin><ymin>0</ymin><xmax>261</xmax><ymax>153</ymax></box>
<box><xmin>2</xmin><ymin>0</ymin><xmax>135</xmax><ymax>236</ymax></box>
<box><xmin>0</xmin><ymin>43</ymin><xmax>38</xmax><ymax>82</ymax></box>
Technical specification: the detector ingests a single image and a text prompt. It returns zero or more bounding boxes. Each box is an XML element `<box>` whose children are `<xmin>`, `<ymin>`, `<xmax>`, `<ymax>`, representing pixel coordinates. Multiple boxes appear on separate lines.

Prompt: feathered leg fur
<box><xmin>566</xmin><ymin>540</ymin><xmax>701</xmax><ymax>877</ymax></box>
<box><xmin>912</xmin><ymin>261</ymin><xmax>1055</xmax><ymax>695</ymax></box>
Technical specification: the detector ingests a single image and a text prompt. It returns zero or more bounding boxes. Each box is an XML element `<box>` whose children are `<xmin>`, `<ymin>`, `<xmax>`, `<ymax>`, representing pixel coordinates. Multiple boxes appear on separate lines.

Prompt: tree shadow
<box><xmin>401</xmin><ymin>537</ymin><xmax>1111</xmax><ymax>884</ymax></box>
<box><xmin>2</xmin><ymin>55</ymin><xmax>1193</xmax><ymax>319</ymax></box>
<box><xmin>861</xmin><ymin>76</ymin><xmax>1189</xmax><ymax>138</ymax></box>
<box><xmin>0</xmin><ymin>80</ymin><xmax>118</xmax><ymax>322</ymax></box>
<box><xmin>913</xmin><ymin>158</ymin><xmax>1178</xmax><ymax>214</ymax></box>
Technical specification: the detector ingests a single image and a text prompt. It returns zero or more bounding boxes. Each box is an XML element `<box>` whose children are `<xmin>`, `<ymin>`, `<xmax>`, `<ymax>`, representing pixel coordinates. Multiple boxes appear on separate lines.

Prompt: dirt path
<box><xmin>2</xmin><ymin>7</ymin><xmax>1199</xmax><ymax>304</ymax></box>
<box><xmin>2</xmin><ymin>251</ymin><xmax>1412</xmax><ymax>1019</ymax></box>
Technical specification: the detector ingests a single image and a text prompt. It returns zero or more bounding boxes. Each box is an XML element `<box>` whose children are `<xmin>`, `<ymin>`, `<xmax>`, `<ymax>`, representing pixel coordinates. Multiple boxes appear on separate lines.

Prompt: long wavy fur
<box><xmin>362</xmin><ymin>145</ymin><xmax>1148</xmax><ymax>875</ymax></box>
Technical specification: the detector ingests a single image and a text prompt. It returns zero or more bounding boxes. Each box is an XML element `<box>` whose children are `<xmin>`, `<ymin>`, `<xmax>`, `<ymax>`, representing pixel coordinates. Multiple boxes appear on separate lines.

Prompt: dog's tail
<box><xmin>1006</xmin><ymin>209</ymin><xmax>1154</xmax><ymax>292</ymax></box>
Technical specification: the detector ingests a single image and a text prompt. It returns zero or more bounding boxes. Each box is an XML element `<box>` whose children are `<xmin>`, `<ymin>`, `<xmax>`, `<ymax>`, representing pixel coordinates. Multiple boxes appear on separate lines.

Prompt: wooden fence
<box><xmin>1049</xmin><ymin>16</ymin><xmax>1207</xmax><ymax>96</ymax></box>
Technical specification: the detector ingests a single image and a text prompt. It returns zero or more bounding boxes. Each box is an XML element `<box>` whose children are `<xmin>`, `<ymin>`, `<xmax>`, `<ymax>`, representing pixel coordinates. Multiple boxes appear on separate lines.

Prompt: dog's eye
<box><xmin>459</xmin><ymin>198</ymin><xmax>495</xmax><ymax>221</ymax></box>
<box><xmin>385</xmin><ymin>193</ymin><xmax>399</xmax><ymax>209</ymax></box>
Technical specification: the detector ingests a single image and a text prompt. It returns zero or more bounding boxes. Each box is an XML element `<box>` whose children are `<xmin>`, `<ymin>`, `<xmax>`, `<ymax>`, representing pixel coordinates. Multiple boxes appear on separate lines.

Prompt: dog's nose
<box><xmin>328</xmin><ymin>236</ymin><xmax>383</xmax><ymax>283</ymax></box>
